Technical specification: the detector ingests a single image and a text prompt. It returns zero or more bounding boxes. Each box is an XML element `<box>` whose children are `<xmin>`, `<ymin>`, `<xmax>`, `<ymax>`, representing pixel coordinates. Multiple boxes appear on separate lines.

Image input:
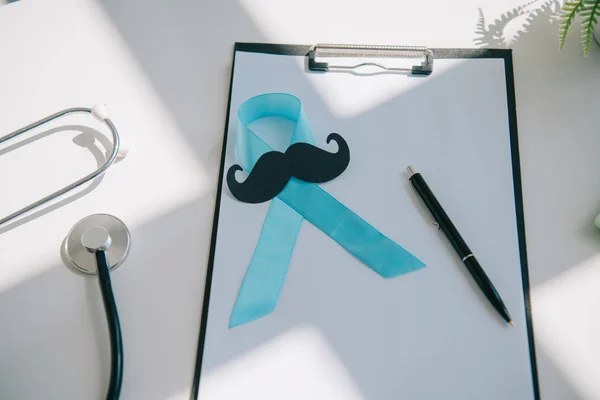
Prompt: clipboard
<box><xmin>192</xmin><ymin>43</ymin><xmax>539</xmax><ymax>400</ymax></box>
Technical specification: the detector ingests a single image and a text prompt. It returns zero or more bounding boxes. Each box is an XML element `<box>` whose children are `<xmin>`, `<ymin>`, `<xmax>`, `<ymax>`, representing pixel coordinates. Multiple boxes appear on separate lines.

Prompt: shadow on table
<box><xmin>98</xmin><ymin>0</ymin><xmax>266</xmax><ymax>181</ymax></box>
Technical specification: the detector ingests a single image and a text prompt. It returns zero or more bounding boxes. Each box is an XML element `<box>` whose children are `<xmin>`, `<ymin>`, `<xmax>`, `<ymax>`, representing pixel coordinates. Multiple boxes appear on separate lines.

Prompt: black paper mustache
<box><xmin>227</xmin><ymin>133</ymin><xmax>350</xmax><ymax>204</ymax></box>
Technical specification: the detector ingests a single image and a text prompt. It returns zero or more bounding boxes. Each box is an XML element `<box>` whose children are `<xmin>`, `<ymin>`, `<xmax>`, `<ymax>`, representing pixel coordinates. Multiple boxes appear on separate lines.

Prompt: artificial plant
<box><xmin>560</xmin><ymin>0</ymin><xmax>600</xmax><ymax>56</ymax></box>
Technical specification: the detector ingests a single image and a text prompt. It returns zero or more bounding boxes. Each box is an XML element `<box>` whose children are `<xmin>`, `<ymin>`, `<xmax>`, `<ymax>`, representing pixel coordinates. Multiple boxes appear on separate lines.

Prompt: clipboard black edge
<box><xmin>192</xmin><ymin>42</ymin><xmax>540</xmax><ymax>400</ymax></box>
<box><xmin>235</xmin><ymin>42</ymin><xmax>312</xmax><ymax>55</ymax></box>
<box><xmin>190</xmin><ymin>46</ymin><xmax>238</xmax><ymax>400</ymax></box>
<box><xmin>233</xmin><ymin>42</ymin><xmax>518</xmax><ymax>60</ymax></box>
<box><xmin>503</xmin><ymin>50</ymin><xmax>540</xmax><ymax>400</ymax></box>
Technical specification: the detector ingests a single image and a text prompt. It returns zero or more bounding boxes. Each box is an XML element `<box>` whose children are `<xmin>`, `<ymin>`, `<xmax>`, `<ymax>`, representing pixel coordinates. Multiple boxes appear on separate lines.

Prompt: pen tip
<box><xmin>407</xmin><ymin>165</ymin><xmax>416</xmax><ymax>176</ymax></box>
<box><xmin>508</xmin><ymin>320</ymin><xmax>514</xmax><ymax>327</ymax></box>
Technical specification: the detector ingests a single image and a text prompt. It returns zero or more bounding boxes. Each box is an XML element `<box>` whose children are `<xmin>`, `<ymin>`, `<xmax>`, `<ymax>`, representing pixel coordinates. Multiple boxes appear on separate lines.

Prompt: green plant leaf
<box><xmin>581</xmin><ymin>0</ymin><xmax>600</xmax><ymax>56</ymax></box>
<box><xmin>560</xmin><ymin>1</ymin><xmax>583</xmax><ymax>50</ymax></box>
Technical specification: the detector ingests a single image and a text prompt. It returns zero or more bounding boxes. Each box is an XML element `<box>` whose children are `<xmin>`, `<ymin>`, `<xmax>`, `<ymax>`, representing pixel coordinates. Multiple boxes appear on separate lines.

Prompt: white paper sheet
<box><xmin>197</xmin><ymin>49</ymin><xmax>535</xmax><ymax>400</ymax></box>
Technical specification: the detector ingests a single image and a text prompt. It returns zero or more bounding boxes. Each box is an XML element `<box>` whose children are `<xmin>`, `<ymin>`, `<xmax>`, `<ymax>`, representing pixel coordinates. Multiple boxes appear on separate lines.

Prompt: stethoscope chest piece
<box><xmin>65</xmin><ymin>214</ymin><xmax>131</xmax><ymax>274</ymax></box>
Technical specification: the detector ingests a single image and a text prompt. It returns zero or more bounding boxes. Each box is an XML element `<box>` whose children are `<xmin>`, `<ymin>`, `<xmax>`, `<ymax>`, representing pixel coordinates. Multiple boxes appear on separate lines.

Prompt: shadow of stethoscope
<box><xmin>0</xmin><ymin>109</ymin><xmax>130</xmax><ymax>400</ymax></box>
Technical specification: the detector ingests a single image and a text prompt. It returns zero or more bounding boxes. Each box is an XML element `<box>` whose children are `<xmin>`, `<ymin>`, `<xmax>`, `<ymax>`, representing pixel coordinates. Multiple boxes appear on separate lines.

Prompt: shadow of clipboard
<box><xmin>191</xmin><ymin>43</ymin><xmax>539</xmax><ymax>400</ymax></box>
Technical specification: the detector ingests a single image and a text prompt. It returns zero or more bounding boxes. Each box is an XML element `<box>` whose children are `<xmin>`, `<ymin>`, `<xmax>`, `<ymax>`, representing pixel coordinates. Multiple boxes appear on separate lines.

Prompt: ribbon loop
<box><xmin>237</xmin><ymin>93</ymin><xmax>314</xmax><ymax>172</ymax></box>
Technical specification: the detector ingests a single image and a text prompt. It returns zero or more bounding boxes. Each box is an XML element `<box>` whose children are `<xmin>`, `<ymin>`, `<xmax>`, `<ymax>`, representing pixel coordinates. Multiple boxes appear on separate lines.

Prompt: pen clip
<box><xmin>410</xmin><ymin>187</ymin><xmax>440</xmax><ymax>229</ymax></box>
<box><xmin>424</xmin><ymin>211</ymin><xmax>440</xmax><ymax>230</ymax></box>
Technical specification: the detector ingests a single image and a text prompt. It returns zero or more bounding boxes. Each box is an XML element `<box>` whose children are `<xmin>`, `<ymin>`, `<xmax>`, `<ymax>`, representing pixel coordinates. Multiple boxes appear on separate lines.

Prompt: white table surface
<box><xmin>0</xmin><ymin>0</ymin><xmax>599</xmax><ymax>399</ymax></box>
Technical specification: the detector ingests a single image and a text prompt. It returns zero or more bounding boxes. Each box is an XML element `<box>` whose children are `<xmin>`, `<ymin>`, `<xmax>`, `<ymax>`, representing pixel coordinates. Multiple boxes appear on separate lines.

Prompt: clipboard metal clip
<box><xmin>308</xmin><ymin>43</ymin><xmax>433</xmax><ymax>76</ymax></box>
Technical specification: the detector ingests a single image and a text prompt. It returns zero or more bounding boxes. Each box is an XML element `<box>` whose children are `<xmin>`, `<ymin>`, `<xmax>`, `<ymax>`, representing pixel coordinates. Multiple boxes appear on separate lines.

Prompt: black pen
<box><xmin>407</xmin><ymin>165</ymin><xmax>513</xmax><ymax>326</ymax></box>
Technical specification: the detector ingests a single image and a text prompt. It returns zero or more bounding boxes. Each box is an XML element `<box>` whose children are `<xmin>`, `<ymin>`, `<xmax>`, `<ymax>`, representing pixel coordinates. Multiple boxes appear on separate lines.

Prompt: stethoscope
<box><xmin>1</xmin><ymin>105</ymin><xmax>130</xmax><ymax>400</ymax></box>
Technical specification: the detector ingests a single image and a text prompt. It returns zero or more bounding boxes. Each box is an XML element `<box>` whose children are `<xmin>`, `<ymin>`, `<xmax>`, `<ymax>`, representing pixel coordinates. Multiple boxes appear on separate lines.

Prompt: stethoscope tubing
<box><xmin>96</xmin><ymin>249</ymin><xmax>123</xmax><ymax>400</ymax></box>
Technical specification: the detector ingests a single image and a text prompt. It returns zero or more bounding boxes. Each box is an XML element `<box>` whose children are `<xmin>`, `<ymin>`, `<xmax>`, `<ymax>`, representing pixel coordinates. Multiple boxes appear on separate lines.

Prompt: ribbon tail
<box><xmin>229</xmin><ymin>198</ymin><xmax>303</xmax><ymax>328</ymax></box>
<box><xmin>278</xmin><ymin>179</ymin><xmax>425</xmax><ymax>278</ymax></box>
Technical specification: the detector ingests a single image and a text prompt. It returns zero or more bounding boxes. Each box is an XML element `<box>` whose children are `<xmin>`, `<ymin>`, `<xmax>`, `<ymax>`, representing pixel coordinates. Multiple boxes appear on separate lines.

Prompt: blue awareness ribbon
<box><xmin>229</xmin><ymin>93</ymin><xmax>425</xmax><ymax>328</ymax></box>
